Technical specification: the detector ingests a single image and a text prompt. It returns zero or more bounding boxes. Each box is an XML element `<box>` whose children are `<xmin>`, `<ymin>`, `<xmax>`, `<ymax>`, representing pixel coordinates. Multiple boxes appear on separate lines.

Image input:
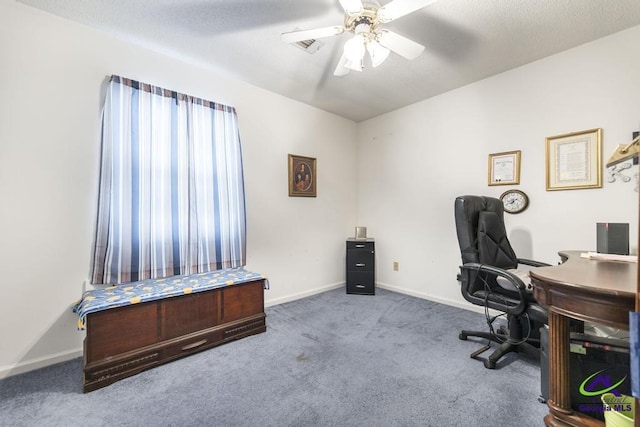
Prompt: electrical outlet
<box><xmin>393</xmin><ymin>261</ymin><xmax>399</xmax><ymax>271</ymax></box>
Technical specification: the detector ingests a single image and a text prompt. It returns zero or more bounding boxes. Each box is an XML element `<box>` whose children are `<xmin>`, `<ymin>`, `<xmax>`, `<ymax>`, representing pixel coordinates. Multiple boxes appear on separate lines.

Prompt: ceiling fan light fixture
<box><xmin>344</xmin><ymin>34</ymin><xmax>366</xmax><ymax>62</ymax></box>
<box><xmin>367</xmin><ymin>39</ymin><xmax>390</xmax><ymax>67</ymax></box>
<box><xmin>345</xmin><ymin>57</ymin><xmax>364</xmax><ymax>72</ymax></box>
<box><xmin>334</xmin><ymin>54</ymin><xmax>351</xmax><ymax>76</ymax></box>
<box><xmin>281</xmin><ymin>0</ymin><xmax>436</xmax><ymax>77</ymax></box>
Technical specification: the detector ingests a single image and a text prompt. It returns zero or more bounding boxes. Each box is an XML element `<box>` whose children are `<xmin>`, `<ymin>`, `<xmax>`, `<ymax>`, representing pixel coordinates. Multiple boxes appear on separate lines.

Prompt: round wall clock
<box><xmin>499</xmin><ymin>189</ymin><xmax>529</xmax><ymax>214</ymax></box>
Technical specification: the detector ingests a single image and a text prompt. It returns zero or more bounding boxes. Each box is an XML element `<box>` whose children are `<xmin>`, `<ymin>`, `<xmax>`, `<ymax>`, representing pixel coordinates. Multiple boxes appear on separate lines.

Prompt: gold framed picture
<box><xmin>488</xmin><ymin>150</ymin><xmax>521</xmax><ymax>186</ymax></box>
<box><xmin>545</xmin><ymin>128</ymin><xmax>602</xmax><ymax>191</ymax></box>
<box><xmin>288</xmin><ymin>154</ymin><xmax>316</xmax><ymax>197</ymax></box>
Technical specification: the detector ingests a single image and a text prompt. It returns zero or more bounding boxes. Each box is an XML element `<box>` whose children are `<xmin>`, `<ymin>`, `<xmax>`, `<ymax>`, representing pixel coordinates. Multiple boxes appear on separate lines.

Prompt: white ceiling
<box><xmin>16</xmin><ymin>0</ymin><xmax>640</xmax><ymax>122</ymax></box>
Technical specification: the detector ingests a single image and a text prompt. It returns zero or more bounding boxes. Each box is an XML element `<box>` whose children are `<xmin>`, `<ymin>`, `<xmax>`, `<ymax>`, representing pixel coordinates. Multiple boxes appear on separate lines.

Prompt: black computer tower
<box><xmin>540</xmin><ymin>326</ymin><xmax>630</xmax><ymax>421</ymax></box>
<box><xmin>596</xmin><ymin>222</ymin><xmax>629</xmax><ymax>255</ymax></box>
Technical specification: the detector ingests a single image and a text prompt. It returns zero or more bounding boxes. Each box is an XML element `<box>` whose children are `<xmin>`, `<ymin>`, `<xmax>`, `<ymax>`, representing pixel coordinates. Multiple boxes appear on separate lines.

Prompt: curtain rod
<box><xmin>110</xmin><ymin>75</ymin><xmax>235</xmax><ymax>113</ymax></box>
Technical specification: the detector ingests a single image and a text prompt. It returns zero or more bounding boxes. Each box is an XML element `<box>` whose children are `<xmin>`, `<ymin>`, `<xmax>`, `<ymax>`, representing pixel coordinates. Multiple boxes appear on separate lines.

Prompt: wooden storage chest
<box><xmin>82</xmin><ymin>279</ymin><xmax>266</xmax><ymax>392</ymax></box>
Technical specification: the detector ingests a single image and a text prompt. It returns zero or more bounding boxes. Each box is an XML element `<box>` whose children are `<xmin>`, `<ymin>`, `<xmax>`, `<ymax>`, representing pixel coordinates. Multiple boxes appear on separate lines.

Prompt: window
<box><xmin>90</xmin><ymin>76</ymin><xmax>246</xmax><ymax>284</ymax></box>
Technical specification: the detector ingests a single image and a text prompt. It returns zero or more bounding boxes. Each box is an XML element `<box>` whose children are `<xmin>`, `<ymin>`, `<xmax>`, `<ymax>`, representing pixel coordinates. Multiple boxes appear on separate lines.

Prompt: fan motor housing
<box><xmin>344</xmin><ymin>5</ymin><xmax>380</xmax><ymax>34</ymax></box>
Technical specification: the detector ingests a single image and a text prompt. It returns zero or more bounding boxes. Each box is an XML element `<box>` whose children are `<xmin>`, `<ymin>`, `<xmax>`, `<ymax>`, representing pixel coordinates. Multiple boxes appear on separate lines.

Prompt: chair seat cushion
<box><xmin>496</xmin><ymin>267</ymin><xmax>534</xmax><ymax>293</ymax></box>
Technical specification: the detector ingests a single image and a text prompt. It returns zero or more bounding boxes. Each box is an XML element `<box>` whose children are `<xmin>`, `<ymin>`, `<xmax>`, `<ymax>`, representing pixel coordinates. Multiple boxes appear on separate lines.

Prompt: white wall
<box><xmin>3</xmin><ymin>0</ymin><xmax>640</xmax><ymax>379</ymax></box>
<box><xmin>358</xmin><ymin>25</ymin><xmax>640</xmax><ymax>307</ymax></box>
<box><xmin>0</xmin><ymin>1</ymin><xmax>357</xmax><ymax>377</ymax></box>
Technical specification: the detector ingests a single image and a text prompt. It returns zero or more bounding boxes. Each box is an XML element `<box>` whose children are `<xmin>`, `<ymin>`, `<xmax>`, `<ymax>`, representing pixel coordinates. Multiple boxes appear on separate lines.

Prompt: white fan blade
<box><xmin>281</xmin><ymin>26</ymin><xmax>345</xmax><ymax>44</ymax></box>
<box><xmin>338</xmin><ymin>0</ymin><xmax>363</xmax><ymax>14</ymax></box>
<box><xmin>377</xmin><ymin>30</ymin><xmax>425</xmax><ymax>60</ymax></box>
<box><xmin>378</xmin><ymin>0</ymin><xmax>438</xmax><ymax>23</ymax></box>
<box><xmin>334</xmin><ymin>54</ymin><xmax>351</xmax><ymax>76</ymax></box>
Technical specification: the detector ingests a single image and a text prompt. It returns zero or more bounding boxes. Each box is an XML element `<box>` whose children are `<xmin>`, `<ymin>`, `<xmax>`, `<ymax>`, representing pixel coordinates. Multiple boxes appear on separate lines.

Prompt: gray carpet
<box><xmin>0</xmin><ymin>288</ymin><xmax>547</xmax><ymax>426</ymax></box>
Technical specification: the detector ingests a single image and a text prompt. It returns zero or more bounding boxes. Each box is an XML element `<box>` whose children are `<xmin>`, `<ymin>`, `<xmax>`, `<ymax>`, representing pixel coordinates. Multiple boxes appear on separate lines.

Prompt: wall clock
<box><xmin>499</xmin><ymin>189</ymin><xmax>529</xmax><ymax>214</ymax></box>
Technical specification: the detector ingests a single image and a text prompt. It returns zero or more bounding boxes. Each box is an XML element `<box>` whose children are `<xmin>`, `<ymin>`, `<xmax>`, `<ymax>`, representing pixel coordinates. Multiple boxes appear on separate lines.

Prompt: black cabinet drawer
<box><xmin>346</xmin><ymin>239</ymin><xmax>375</xmax><ymax>296</ymax></box>
<box><xmin>346</xmin><ymin>271</ymin><xmax>375</xmax><ymax>295</ymax></box>
<box><xmin>346</xmin><ymin>241</ymin><xmax>374</xmax><ymax>251</ymax></box>
<box><xmin>346</xmin><ymin>250</ymin><xmax>374</xmax><ymax>271</ymax></box>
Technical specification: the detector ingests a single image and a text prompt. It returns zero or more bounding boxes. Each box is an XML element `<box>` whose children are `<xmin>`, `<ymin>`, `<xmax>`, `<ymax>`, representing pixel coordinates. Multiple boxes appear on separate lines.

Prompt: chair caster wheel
<box><xmin>459</xmin><ymin>333</ymin><xmax>467</xmax><ymax>340</ymax></box>
<box><xmin>483</xmin><ymin>359</ymin><xmax>496</xmax><ymax>369</ymax></box>
<box><xmin>537</xmin><ymin>395</ymin><xmax>546</xmax><ymax>404</ymax></box>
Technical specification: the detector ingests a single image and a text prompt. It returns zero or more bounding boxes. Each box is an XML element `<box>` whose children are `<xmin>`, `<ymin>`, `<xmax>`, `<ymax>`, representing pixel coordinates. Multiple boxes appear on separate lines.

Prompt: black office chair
<box><xmin>454</xmin><ymin>195</ymin><xmax>549</xmax><ymax>369</ymax></box>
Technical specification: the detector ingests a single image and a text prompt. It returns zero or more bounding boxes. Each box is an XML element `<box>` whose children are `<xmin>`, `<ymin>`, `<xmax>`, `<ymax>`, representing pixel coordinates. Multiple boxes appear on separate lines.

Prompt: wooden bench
<box><xmin>74</xmin><ymin>268</ymin><xmax>267</xmax><ymax>392</ymax></box>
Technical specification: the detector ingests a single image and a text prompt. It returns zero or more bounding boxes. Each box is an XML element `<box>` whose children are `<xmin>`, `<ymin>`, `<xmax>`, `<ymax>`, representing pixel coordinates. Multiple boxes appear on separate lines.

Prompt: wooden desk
<box><xmin>531</xmin><ymin>250</ymin><xmax>636</xmax><ymax>426</ymax></box>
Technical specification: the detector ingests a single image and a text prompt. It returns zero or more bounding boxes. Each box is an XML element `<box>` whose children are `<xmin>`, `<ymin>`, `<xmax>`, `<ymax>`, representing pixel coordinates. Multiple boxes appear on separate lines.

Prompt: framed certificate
<box><xmin>545</xmin><ymin>128</ymin><xmax>602</xmax><ymax>191</ymax></box>
<box><xmin>488</xmin><ymin>150</ymin><xmax>521</xmax><ymax>186</ymax></box>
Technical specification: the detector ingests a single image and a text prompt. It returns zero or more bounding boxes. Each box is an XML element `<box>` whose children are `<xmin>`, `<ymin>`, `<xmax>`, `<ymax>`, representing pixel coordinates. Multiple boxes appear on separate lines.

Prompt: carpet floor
<box><xmin>0</xmin><ymin>288</ymin><xmax>548</xmax><ymax>426</ymax></box>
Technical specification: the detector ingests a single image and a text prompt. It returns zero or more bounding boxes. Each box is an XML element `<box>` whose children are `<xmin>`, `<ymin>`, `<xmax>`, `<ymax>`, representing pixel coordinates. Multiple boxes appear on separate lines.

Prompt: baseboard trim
<box><xmin>264</xmin><ymin>282</ymin><xmax>344</xmax><ymax>307</ymax></box>
<box><xmin>0</xmin><ymin>348</ymin><xmax>83</xmax><ymax>380</ymax></box>
<box><xmin>2</xmin><ymin>282</ymin><xmax>485</xmax><ymax>379</ymax></box>
<box><xmin>265</xmin><ymin>281</ymin><xmax>489</xmax><ymax>316</ymax></box>
<box><xmin>376</xmin><ymin>281</ymin><xmax>490</xmax><ymax>316</ymax></box>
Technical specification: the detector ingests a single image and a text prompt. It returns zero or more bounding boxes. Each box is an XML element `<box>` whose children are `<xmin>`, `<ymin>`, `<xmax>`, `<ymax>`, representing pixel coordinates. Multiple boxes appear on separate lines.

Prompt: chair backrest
<box><xmin>454</xmin><ymin>195</ymin><xmax>518</xmax><ymax>269</ymax></box>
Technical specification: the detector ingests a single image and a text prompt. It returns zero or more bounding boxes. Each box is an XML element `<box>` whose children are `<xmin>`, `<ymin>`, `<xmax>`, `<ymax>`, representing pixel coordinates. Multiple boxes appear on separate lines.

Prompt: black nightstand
<box><xmin>346</xmin><ymin>239</ymin><xmax>375</xmax><ymax>295</ymax></box>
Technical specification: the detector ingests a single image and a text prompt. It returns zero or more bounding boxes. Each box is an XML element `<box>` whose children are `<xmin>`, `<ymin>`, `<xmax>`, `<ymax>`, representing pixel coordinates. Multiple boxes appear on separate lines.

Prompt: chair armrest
<box><xmin>459</xmin><ymin>263</ymin><xmax>527</xmax><ymax>316</ymax></box>
<box><xmin>517</xmin><ymin>258</ymin><xmax>551</xmax><ymax>267</ymax></box>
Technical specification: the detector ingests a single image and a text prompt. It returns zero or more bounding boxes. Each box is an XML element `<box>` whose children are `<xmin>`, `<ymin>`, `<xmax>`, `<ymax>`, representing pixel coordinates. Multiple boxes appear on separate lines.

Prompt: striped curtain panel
<box><xmin>90</xmin><ymin>76</ymin><xmax>246</xmax><ymax>285</ymax></box>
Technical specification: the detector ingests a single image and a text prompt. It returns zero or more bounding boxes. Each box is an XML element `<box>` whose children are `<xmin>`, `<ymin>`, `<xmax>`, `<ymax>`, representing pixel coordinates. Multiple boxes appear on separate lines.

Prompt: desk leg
<box><xmin>544</xmin><ymin>310</ymin><xmax>604</xmax><ymax>426</ymax></box>
<box><xmin>545</xmin><ymin>309</ymin><xmax>572</xmax><ymax>426</ymax></box>
<box><xmin>549</xmin><ymin>309</ymin><xmax>571</xmax><ymax>410</ymax></box>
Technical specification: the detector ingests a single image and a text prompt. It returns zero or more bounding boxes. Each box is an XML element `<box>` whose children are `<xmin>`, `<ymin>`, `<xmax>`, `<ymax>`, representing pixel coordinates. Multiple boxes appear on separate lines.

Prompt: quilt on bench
<box><xmin>73</xmin><ymin>267</ymin><xmax>267</xmax><ymax>329</ymax></box>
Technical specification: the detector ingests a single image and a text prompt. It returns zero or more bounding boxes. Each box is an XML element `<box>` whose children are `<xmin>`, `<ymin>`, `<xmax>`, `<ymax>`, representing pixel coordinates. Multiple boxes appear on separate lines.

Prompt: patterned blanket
<box><xmin>73</xmin><ymin>268</ymin><xmax>268</xmax><ymax>329</ymax></box>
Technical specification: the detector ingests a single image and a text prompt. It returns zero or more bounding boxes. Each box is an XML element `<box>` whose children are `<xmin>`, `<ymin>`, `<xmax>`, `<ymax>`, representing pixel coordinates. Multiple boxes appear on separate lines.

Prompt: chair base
<box><xmin>459</xmin><ymin>324</ymin><xmax>541</xmax><ymax>369</ymax></box>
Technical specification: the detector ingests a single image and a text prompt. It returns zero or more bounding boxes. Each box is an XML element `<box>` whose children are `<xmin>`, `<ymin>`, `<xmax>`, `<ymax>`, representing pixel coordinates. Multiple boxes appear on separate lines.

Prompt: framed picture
<box><xmin>288</xmin><ymin>154</ymin><xmax>316</xmax><ymax>197</ymax></box>
<box><xmin>545</xmin><ymin>128</ymin><xmax>602</xmax><ymax>191</ymax></box>
<box><xmin>488</xmin><ymin>150</ymin><xmax>521</xmax><ymax>186</ymax></box>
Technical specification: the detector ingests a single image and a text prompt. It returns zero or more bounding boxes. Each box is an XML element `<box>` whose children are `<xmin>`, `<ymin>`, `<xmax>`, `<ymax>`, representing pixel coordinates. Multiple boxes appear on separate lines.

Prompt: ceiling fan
<box><xmin>281</xmin><ymin>0</ymin><xmax>438</xmax><ymax>76</ymax></box>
